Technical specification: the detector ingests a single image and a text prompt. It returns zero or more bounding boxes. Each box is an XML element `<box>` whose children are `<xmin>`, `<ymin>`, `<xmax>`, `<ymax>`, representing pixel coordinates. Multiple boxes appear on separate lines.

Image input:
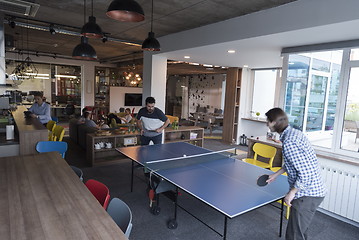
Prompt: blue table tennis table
<box><xmin>117</xmin><ymin>142</ymin><xmax>289</xmax><ymax>239</ymax></box>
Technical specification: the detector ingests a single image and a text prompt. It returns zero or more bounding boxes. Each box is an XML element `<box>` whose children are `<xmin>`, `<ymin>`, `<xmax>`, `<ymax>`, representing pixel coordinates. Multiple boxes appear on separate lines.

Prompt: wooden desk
<box><xmin>247</xmin><ymin>136</ymin><xmax>283</xmax><ymax>167</ymax></box>
<box><xmin>0</xmin><ymin>152</ymin><xmax>126</xmax><ymax>240</ymax></box>
<box><xmin>12</xmin><ymin>105</ymin><xmax>48</xmax><ymax>155</ymax></box>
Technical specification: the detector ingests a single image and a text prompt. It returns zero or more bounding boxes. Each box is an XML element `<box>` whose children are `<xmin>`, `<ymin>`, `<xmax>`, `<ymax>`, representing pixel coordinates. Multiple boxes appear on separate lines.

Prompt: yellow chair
<box><xmin>242</xmin><ymin>143</ymin><xmax>277</xmax><ymax>169</ymax></box>
<box><xmin>270</xmin><ymin>167</ymin><xmax>290</xmax><ymax>220</ymax></box>
<box><xmin>46</xmin><ymin>120</ymin><xmax>56</xmax><ymax>140</ymax></box>
<box><xmin>110</xmin><ymin>118</ymin><xmax>118</xmax><ymax>128</ymax></box>
<box><xmin>53</xmin><ymin>125</ymin><xmax>65</xmax><ymax>141</ymax></box>
<box><xmin>166</xmin><ymin>115</ymin><xmax>179</xmax><ymax>124</ymax></box>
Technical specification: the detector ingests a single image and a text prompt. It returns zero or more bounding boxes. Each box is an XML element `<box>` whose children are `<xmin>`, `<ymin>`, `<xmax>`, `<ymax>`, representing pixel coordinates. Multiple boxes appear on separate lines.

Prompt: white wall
<box><xmin>109</xmin><ymin>87</ymin><xmax>142</xmax><ymax>113</ymax></box>
<box><xmin>188</xmin><ymin>74</ymin><xmax>224</xmax><ymax>113</ymax></box>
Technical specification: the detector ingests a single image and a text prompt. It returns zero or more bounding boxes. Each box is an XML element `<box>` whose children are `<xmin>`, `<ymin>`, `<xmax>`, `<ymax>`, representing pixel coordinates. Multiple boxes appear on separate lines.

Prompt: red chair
<box><xmin>85</xmin><ymin>179</ymin><xmax>110</xmax><ymax>210</ymax></box>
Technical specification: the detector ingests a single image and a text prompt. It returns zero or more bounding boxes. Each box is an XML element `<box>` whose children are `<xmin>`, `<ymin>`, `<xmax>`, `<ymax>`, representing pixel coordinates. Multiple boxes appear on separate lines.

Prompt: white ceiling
<box><xmin>160</xmin><ymin>19</ymin><xmax>359</xmax><ymax>69</ymax></box>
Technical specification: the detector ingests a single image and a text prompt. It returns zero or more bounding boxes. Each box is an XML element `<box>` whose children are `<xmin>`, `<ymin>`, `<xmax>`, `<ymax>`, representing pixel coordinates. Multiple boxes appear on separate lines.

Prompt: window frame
<box><xmin>281</xmin><ymin>49</ymin><xmax>359</xmax><ymax>160</ymax></box>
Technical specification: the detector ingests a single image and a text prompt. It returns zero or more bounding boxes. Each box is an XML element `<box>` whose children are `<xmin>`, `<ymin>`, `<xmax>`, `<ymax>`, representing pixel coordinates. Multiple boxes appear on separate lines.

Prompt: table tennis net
<box><xmin>144</xmin><ymin>148</ymin><xmax>237</xmax><ymax>172</ymax></box>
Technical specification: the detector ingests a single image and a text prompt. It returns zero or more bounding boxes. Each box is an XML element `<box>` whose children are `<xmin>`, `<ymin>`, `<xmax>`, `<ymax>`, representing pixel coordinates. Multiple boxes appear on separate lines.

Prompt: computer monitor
<box><xmin>55</xmin><ymin>95</ymin><xmax>68</xmax><ymax>104</ymax></box>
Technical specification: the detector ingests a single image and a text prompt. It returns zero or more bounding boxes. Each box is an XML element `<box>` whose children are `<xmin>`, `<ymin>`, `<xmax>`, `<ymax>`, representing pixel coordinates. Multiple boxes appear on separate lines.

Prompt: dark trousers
<box><xmin>140</xmin><ymin>134</ymin><xmax>162</xmax><ymax>145</ymax></box>
<box><xmin>286</xmin><ymin>196</ymin><xmax>324</xmax><ymax>240</ymax></box>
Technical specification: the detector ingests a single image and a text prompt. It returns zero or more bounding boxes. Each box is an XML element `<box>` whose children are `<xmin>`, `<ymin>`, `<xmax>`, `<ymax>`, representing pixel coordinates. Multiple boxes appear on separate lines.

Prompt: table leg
<box><xmin>131</xmin><ymin>161</ymin><xmax>134</xmax><ymax>192</ymax></box>
<box><xmin>167</xmin><ymin>187</ymin><xmax>178</xmax><ymax>229</ymax></box>
<box><xmin>223</xmin><ymin>216</ymin><xmax>228</xmax><ymax>240</ymax></box>
<box><xmin>279</xmin><ymin>197</ymin><xmax>284</xmax><ymax>237</ymax></box>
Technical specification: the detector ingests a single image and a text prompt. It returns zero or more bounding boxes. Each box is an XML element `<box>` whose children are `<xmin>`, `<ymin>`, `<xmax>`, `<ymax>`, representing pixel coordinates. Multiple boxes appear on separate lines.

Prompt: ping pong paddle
<box><xmin>257</xmin><ymin>174</ymin><xmax>269</xmax><ymax>187</ymax></box>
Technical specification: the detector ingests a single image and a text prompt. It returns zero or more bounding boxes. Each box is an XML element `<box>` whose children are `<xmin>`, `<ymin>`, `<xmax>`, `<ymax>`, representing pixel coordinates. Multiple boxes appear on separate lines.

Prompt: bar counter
<box><xmin>12</xmin><ymin>105</ymin><xmax>48</xmax><ymax>155</ymax></box>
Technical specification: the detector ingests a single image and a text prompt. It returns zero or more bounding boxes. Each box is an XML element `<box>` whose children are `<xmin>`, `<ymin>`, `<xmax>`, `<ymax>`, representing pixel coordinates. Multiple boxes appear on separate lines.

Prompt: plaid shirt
<box><xmin>280</xmin><ymin>126</ymin><xmax>326</xmax><ymax>199</ymax></box>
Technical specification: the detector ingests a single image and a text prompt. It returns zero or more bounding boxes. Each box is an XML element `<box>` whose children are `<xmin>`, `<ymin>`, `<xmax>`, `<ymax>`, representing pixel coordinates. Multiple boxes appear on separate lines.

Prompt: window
<box><xmin>251</xmin><ymin>69</ymin><xmax>278</xmax><ymax>119</ymax></box>
<box><xmin>341</xmin><ymin>67</ymin><xmax>359</xmax><ymax>152</ymax></box>
<box><xmin>284</xmin><ymin>50</ymin><xmax>343</xmax><ymax>150</ymax></box>
<box><xmin>285</xmin><ymin>55</ymin><xmax>310</xmax><ymax>130</ymax></box>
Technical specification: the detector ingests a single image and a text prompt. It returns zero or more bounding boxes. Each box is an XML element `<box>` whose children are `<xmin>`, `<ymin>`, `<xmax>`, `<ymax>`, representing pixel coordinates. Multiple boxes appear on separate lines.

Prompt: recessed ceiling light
<box><xmin>227</xmin><ymin>50</ymin><xmax>235</xmax><ymax>53</ymax></box>
<box><xmin>184</xmin><ymin>56</ymin><xmax>190</xmax><ymax>59</ymax></box>
<box><xmin>243</xmin><ymin>65</ymin><xmax>249</xmax><ymax>68</ymax></box>
<box><xmin>203</xmin><ymin>64</ymin><xmax>213</xmax><ymax>67</ymax></box>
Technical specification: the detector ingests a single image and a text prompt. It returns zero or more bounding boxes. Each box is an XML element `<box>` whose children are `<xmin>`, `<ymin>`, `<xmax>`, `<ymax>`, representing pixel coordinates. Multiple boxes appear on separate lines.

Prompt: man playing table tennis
<box><xmin>136</xmin><ymin>96</ymin><xmax>170</xmax><ymax>145</ymax></box>
<box><xmin>265</xmin><ymin>108</ymin><xmax>326</xmax><ymax>240</ymax></box>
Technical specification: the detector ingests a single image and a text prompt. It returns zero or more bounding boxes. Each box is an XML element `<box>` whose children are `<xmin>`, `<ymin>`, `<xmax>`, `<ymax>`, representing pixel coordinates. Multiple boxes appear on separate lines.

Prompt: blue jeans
<box><xmin>140</xmin><ymin>134</ymin><xmax>162</xmax><ymax>145</ymax></box>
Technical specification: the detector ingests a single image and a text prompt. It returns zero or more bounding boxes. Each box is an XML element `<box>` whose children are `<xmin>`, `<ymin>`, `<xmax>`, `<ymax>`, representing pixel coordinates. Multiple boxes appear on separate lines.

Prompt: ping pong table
<box><xmin>117</xmin><ymin>142</ymin><xmax>289</xmax><ymax>239</ymax></box>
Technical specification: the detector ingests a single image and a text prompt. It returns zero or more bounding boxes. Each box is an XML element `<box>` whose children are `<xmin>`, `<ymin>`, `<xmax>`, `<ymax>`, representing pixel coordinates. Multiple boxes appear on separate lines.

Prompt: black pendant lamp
<box><xmin>72</xmin><ymin>36</ymin><xmax>97</xmax><ymax>60</ymax></box>
<box><xmin>106</xmin><ymin>0</ymin><xmax>145</xmax><ymax>22</ymax></box>
<box><xmin>81</xmin><ymin>0</ymin><xmax>103</xmax><ymax>38</ymax></box>
<box><xmin>73</xmin><ymin>0</ymin><xmax>97</xmax><ymax>60</ymax></box>
<box><xmin>142</xmin><ymin>0</ymin><xmax>160</xmax><ymax>51</ymax></box>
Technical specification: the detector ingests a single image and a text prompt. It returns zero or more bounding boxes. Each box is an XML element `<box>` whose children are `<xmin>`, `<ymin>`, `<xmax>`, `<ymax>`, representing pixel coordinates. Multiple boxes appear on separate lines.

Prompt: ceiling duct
<box><xmin>0</xmin><ymin>0</ymin><xmax>39</xmax><ymax>17</ymax></box>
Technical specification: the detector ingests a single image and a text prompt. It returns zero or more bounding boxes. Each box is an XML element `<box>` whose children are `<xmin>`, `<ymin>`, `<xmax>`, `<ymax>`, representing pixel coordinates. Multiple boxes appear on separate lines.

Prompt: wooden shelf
<box><xmin>165</xmin><ymin>138</ymin><xmax>203</xmax><ymax>144</ymax></box>
<box><xmin>94</xmin><ymin>148</ymin><xmax>116</xmax><ymax>153</ymax></box>
<box><xmin>87</xmin><ymin>126</ymin><xmax>204</xmax><ymax>166</ymax></box>
<box><xmin>223</xmin><ymin>68</ymin><xmax>242</xmax><ymax>143</ymax></box>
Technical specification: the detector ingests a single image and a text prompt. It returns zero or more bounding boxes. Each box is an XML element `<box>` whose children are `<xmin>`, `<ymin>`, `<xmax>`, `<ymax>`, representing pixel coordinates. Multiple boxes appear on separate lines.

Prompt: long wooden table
<box><xmin>0</xmin><ymin>152</ymin><xmax>127</xmax><ymax>240</ymax></box>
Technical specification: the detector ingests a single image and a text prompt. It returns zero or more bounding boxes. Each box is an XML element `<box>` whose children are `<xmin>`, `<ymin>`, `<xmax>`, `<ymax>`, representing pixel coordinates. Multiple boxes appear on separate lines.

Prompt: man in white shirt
<box><xmin>28</xmin><ymin>92</ymin><xmax>52</xmax><ymax>124</ymax></box>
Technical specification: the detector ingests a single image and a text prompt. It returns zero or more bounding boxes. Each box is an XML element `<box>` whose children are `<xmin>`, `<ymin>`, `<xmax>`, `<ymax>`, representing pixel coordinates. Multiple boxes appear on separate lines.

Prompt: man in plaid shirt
<box><xmin>265</xmin><ymin>108</ymin><xmax>326</xmax><ymax>240</ymax></box>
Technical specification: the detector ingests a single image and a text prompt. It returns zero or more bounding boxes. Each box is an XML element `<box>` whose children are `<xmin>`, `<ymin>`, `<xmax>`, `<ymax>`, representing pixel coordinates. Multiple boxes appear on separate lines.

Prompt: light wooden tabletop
<box><xmin>0</xmin><ymin>152</ymin><xmax>127</xmax><ymax>240</ymax></box>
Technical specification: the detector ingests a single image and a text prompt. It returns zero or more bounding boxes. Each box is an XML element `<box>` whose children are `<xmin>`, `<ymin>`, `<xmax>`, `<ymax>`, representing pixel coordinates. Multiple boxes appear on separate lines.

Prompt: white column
<box><xmin>143</xmin><ymin>51</ymin><xmax>167</xmax><ymax>112</ymax></box>
<box><xmin>82</xmin><ymin>63</ymin><xmax>95</xmax><ymax>108</ymax></box>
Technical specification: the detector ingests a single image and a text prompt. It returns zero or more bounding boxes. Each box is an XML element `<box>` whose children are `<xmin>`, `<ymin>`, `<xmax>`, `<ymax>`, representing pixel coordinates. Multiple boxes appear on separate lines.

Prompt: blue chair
<box><xmin>36</xmin><ymin>141</ymin><xmax>68</xmax><ymax>158</ymax></box>
<box><xmin>51</xmin><ymin>116</ymin><xmax>59</xmax><ymax>123</ymax></box>
<box><xmin>70</xmin><ymin>166</ymin><xmax>84</xmax><ymax>181</ymax></box>
<box><xmin>107</xmin><ymin>198</ymin><xmax>133</xmax><ymax>238</ymax></box>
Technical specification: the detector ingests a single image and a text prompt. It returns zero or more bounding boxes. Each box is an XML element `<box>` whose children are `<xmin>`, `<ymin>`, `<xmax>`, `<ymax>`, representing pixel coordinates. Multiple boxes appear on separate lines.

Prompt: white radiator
<box><xmin>320</xmin><ymin>165</ymin><xmax>359</xmax><ymax>223</ymax></box>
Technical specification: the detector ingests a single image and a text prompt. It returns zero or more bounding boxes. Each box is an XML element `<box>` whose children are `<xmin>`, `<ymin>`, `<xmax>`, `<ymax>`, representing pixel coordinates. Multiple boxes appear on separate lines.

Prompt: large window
<box><xmin>284</xmin><ymin>50</ymin><xmax>343</xmax><ymax>150</ymax></box>
<box><xmin>251</xmin><ymin>69</ymin><xmax>278</xmax><ymax>118</ymax></box>
<box><xmin>284</xmin><ymin>48</ymin><xmax>359</xmax><ymax>157</ymax></box>
<box><xmin>5</xmin><ymin>61</ymin><xmax>81</xmax><ymax>106</ymax></box>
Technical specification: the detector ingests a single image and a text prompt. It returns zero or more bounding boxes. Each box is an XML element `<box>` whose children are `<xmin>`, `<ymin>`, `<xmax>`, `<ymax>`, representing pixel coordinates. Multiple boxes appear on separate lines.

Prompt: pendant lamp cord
<box><xmin>84</xmin><ymin>0</ymin><xmax>86</xmax><ymax>24</ymax></box>
<box><xmin>26</xmin><ymin>18</ymin><xmax>29</xmax><ymax>58</ymax></box>
<box><xmin>151</xmin><ymin>0</ymin><xmax>154</xmax><ymax>32</ymax></box>
<box><xmin>91</xmin><ymin>0</ymin><xmax>94</xmax><ymax>16</ymax></box>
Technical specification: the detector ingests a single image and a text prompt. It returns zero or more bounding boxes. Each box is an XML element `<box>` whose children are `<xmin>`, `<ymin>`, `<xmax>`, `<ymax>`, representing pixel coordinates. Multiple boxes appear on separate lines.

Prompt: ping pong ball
<box><xmin>183</xmin><ymin>154</ymin><xmax>186</xmax><ymax>157</ymax></box>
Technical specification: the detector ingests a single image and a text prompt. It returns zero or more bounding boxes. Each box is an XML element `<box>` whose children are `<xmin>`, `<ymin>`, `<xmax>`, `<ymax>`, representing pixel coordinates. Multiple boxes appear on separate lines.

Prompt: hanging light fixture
<box><xmin>49</xmin><ymin>24</ymin><xmax>56</xmax><ymax>35</ymax></box>
<box><xmin>73</xmin><ymin>0</ymin><xmax>97</xmax><ymax>60</ymax></box>
<box><xmin>106</xmin><ymin>0</ymin><xmax>145</xmax><ymax>22</ymax></box>
<box><xmin>72</xmin><ymin>36</ymin><xmax>97</xmax><ymax>60</ymax></box>
<box><xmin>142</xmin><ymin>0</ymin><xmax>160</xmax><ymax>51</ymax></box>
<box><xmin>81</xmin><ymin>0</ymin><xmax>103</xmax><ymax>38</ymax></box>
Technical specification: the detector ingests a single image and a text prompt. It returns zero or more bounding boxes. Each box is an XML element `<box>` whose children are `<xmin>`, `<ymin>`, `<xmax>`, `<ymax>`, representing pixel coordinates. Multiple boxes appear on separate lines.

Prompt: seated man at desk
<box><xmin>28</xmin><ymin>92</ymin><xmax>52</xmax><ymax>124</ymax></box>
